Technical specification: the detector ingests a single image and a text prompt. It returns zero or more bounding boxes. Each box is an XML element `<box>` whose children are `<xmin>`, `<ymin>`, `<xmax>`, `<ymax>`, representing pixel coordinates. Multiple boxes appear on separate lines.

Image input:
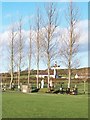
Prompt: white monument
<box><xmin>41</xmin><ymin>79</ymin><xmax>44</xmax><ymax>88</ymax></box>
<box><xmin>50</xmin><ymin>80</ymin><xmax>53</xmax><ymax>87</ymax></box>
<box><xmin>51</xmin><ymin>61</ymin><xmax>60</xmax><ymax>78</ymax></box>
<box><xmin>75</xmin><ymin>74</ymin><xmax>78</xmax><ymax>79</ymax></box>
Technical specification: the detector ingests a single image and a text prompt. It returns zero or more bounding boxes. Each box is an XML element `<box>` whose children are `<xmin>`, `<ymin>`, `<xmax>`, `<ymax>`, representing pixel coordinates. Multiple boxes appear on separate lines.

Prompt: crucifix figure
<box><xmin>51</xmin><ymin>61</ymin><xmax>60</xmax><ymax>78</ymax></box>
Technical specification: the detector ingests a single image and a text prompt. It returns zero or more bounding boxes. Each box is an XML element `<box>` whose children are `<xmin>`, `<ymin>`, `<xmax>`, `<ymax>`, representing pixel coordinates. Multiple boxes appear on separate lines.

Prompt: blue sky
<box><xmin>1</xmin><ymin>1</ymin><xmax>88</xmax><ymax>34</ymax></box>
<box><xmin>2</xmin><ymin>2</ymin><xmax>88</xmax><ymax>29</ymax></box>
<box><xmin>1</xmin><ymin>2</ymin><xmax>88</xmax><ymax>72</ymax></box>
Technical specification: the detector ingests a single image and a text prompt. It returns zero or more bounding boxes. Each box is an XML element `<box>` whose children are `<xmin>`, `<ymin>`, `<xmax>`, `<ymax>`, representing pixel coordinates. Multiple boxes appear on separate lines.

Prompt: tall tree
<box><xmin>35</xmin><ymin>8</ymin><xmax>42</xmax><ymax>88</ymax></box>
<box><xmin>17</xmin><ymin>17</ymin><xmax>25</xmax><ymax>89</ymax></box>
<box><xmin>27</xmin><ymin>26</ymin><xmax>32</xmax><ymax>85</ymax></box>
<box><xmin>43</xmin><ymin>3</ymin><xmax>58</xmax><ymax>88</ymax></box>
<box><xmin>60</xmin><ymin>1</ymin><xmax>80</xmax><ymax>88</ymax></box>
<box><xmin>8</xmin><ymin>24</ymin><xmax>17</xmax><ymax>89</ymax></box>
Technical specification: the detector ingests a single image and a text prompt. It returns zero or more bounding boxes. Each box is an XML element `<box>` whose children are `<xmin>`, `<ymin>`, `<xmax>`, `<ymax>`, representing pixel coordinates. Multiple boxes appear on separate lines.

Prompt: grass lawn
<box><xmin>2</xmin><ymin>91</ymin><xmax>88</xmax><ymax>118</ymax></box>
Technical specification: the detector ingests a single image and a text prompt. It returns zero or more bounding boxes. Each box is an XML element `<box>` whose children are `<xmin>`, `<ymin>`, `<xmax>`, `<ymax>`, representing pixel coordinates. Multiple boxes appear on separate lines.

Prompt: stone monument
<box><xmin>50</xmin><ymin>80</ymin><xmax>53</xmax><ymax>87</ymax></box>
<box><xmin>21</xmin><ymin>85</ymin><xmax>29</xmax><ymax>93</ymax></box>
<box><xmin>41</xmin><ymin>79</ymin><xmax>44</xmax><ymax>88</ymax></box>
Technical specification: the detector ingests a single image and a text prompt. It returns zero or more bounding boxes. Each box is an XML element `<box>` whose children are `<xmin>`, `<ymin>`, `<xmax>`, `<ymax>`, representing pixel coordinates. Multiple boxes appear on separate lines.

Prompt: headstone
<box><xmin>21</xmin><ymin>85</ymin><xmax>29</xmax><ymax>93</ymax></box>
<box><xmin>41</xmin><ymin>79</ymin><xmax>44</xmax><ymax>88</ymax></box>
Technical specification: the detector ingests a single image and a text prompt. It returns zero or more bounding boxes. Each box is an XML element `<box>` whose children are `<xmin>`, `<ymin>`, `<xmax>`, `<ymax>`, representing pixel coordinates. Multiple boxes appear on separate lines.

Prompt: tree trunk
<box><xmin>28</xmin><ymin>52</ymin><xmax>31</xmax><ymax>85</ymax></box>
<box><xmin>37</xmin><ymin>68</ymin><xmax>39</xmax><ymax>89</ymax></box>
<box><xmin>18</xmin><ymin>68</ymin><xmax>20</xmax><ymax>89</ymax></box>
<box><xmin>10</xmin><ymin>36</ymin><xmax>14</xmax><ymax>89</ymax></box>
<box><xmin>48</xmin><ymin>67</ymin><xmax>50</xmax><ymax>88</ymax></box>
<box><xmin>47</xmin><ymin>56</ymin><xmax>50</xmax><ymax>88</ymax></box>
<box><xmin>28</xmin><ymin>27</ymin><xmax>32</xmax><ymax>85</ymax></box>
<box><xmin>37</xmin><ymin>47</ymin><xmax>39</xmax><ymax>89</ymax></box>
<box><xmin>68</xmin><ymin>68</ymin><xmax>71</xmax><ymax>88</ymax></box>
<box><xmin>28</xmin><ymin>70</ymin><xmax>30</xmax><ymax>85</ymax></box>
<box><xmin>68</xmin><ymin>1</ymin><xmax>73</xmax><ymax>89</ymax></box>
<box><xmin>10</xmin><ymin>71</ymin><xmax>13</xmax><ymax>89</ymax></box>
<box><xmin>84</xmin><ymin>80</ymin><xmax>86</xmax><ymax>94</ymax></box>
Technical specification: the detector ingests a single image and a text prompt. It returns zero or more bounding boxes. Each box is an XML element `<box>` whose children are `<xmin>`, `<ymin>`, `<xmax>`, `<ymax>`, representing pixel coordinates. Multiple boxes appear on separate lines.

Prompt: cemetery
<box><xmin>1</xmin><ymin>54</ymin><xmax>89</xmax><ymax>119</ymax></box>
<box><xmin>1</xmin><ymin>1</ymin><xmax>89</xmax><ymax>119</ymax></box>
<box><xmin>1</xmin><ymin>64</ymin><xmax>89</xmax><ymax>118</ymax></box>
<box><xmin>1</xmin><ymin>65</ymin><xmax>89</xmax><ymax>95</ymax></box>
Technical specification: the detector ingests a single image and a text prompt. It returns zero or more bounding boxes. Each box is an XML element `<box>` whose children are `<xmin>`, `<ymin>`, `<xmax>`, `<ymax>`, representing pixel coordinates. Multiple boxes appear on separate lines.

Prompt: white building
<box><xmin>36</xmin><ymin>62</ymin><xmax>60</xmax><ymax>78</ymax></box>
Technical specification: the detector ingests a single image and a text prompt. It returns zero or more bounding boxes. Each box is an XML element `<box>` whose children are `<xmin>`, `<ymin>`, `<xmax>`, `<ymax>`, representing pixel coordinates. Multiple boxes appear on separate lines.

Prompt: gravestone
<box><xmin>21</xmin><ymin>85</ymin><xmax>29</xmax><ymax>93</ymax></box>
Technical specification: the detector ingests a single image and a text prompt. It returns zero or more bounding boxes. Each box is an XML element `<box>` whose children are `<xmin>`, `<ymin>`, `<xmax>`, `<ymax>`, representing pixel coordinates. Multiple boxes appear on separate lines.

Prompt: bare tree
<box><xmin>17</xmin><ymin>17</ymin><xmax>25</xmax><ymax>89</ymax></box>
<box><xmin>27</xmin><ymin>26</ymin><xmax>32</xmax><ymax>85</ymax></box>
<box><xmin>35</xmin><ymin>8</ymin><xmax>42</xmax><ymax>89</ymax></box>
<box><xmin>42</xmin><ymin>3</ymin><xmax>58</xmax><ymax>88</ymax></box>
<box><xmin>8</xmin><ymin>24</ymin><xmax>17</xmax><ymax>89</ymax></box>
<box><xmin>60</xmin><ymin>1</ymin><xmax>80</xmax><ymax>88</ymax></box>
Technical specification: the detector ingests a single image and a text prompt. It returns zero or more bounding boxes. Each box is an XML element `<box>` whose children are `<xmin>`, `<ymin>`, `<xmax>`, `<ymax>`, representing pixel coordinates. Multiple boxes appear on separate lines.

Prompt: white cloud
<box><xmin>55</xmin><ymin>19</ymin><xmax>88</xmax><ymax>47</ymax></box>
<box><xmin>0</xmin><ymin>19</ymin><xmax>88</xmax><ymax>72</ymax></box>
<box><xmin>0</xmin><ymin>31</ymin><xmax>9</xmax><ymax>46</ymax></box>
<box><xmin>76</xmin><ymin>20</ymin><xmax>88</xmax><ymax>45</ymax></box>
<box><xmin>0</xmin><ymin>19</ymin><xmax>88</xmax><ymax>53</ymax></box>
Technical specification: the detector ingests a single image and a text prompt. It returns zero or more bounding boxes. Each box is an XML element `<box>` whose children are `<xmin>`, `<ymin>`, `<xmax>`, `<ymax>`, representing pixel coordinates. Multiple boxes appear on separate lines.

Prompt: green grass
<box><xmin>2</xmin><ymin>91</ymin><xmax>88</xmax><ymax>118</ymax></box>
